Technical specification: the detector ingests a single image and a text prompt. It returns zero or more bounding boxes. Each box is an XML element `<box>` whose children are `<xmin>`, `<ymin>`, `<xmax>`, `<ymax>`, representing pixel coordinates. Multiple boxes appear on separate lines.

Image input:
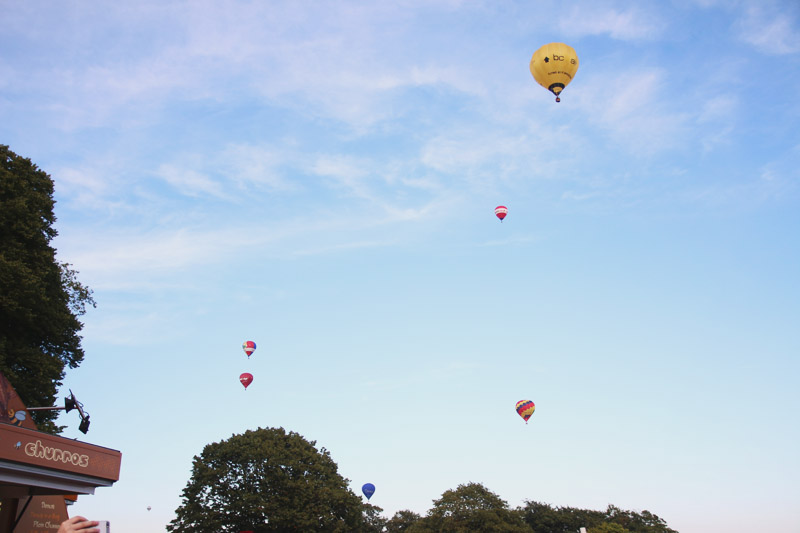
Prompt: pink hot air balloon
<box><xmin>239</xmin><ymin>373</ymin><xmax>253</xmax><ymax>390</ymax></box>
<box><xmin>495</xmin><ymin>206</ymin><xmax>508</xmax><ymax>222</ymax></box>
<box><xmin>242</xmin><ymin>341</ymin><xmax>256</xmax><ymax>358</ymax></box>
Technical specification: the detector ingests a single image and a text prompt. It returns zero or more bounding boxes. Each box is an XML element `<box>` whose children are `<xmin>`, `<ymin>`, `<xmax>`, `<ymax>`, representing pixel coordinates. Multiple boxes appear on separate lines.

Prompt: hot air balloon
<box><xmin>530</xmin><ymin>43</ymin><xmax>579</xmax><ymax>102</ymax></box>
<box><xmin>242</xmin><ymin>341</ymin><xmax>256</xmax><ymax>358</ymax></box>
<box><xmin>495</xmin><ymin>206</ymin><xmax>508</xmax><ymax>222</ymax></box>
<box><xmin>516</xmin><ymin>400</ymin><xmax>535</xmax><ymax>423</ymax></box>
<box><xmin>239</xmin><ymin>373</ymin><xmax>253</xmax><ymax>390</ymax></box>
<box><xmin>362</xmin><ymin>483</ymin><xmax>376</xmax><ymax>500</ymax></box>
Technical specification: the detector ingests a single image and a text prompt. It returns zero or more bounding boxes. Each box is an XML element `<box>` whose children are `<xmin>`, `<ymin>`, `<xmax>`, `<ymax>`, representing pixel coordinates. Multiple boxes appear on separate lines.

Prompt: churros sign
<box><xmin>24</xmin><ymin>439</ymin><xmax>90</xmax><ymax>468</ymax></box>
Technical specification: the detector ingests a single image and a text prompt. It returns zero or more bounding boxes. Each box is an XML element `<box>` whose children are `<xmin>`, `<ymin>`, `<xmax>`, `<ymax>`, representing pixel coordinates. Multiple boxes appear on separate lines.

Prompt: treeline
<box><xmin>168</xmin><ymin>427</ymin><xmax>677</xmax><ymax>533</ymax></box>
<box><xmin>375</xmin><ymin>482</ymin><xmax>676</xmax><ymax>532</ymax></box>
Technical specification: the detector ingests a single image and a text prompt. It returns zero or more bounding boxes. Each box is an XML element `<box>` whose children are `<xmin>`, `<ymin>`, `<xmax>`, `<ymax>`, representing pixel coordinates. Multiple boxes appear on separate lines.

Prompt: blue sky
<box><xmin>2</xmin><ymin>1</ymin><xmax>799</xmax><ymax>532</ymax></box>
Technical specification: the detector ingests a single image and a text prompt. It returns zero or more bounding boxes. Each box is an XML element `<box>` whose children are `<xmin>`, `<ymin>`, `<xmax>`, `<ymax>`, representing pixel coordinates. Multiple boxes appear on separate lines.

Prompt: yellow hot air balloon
<box><xmin>529</xmin><ymin>43</ymin><xmax>579</xmax><ymax>102</ymax></box>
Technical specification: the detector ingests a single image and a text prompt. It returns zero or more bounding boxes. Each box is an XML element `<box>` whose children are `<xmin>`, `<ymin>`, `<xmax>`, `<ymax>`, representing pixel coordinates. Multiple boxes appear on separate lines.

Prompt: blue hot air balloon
<box><xmin>362</xmin><ymin>483</ymin><xmax>376</xmax><ymax>500</ymax></box>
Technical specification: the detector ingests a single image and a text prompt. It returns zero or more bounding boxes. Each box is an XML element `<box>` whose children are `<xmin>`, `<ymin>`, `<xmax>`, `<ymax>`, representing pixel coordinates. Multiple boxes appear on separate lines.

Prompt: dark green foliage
<box><xmin>385</xmin><ymin>510</ymin><xmax>421</xmax><ymax>532</ymax></box>
<box><xmin>590</xmin><ymin>524</ymin><xmax>632</xmax><ymax>533</ymax></box>
<box><xmin>603</xmin><ymin>505</ymin><xmax>677</xmax><ymax>533</ymax></box>
<box><xmin>164</xmin><ymin>424</ymin><xmax>679</xmax><ymax>533</ymax></box>
<box><xmin>166</xmin><ymin>427</ymin><xmax>373</xmax><ymax>533</ymax></box>
<box><xmin>363</xmin><ymin>503</ymin><xmax>388</xmax><ymax>533</ymax></box>
<box><xmin>520</xmin><ymin>501</ymin><xmax>604</xmax><ymax>532</ymax></box>
<box><xmin>521</xmin><ymin>501</ymin><xmax>677</xmax><ymax>533</ymax></box>
<box><xmin>408</xmin><ymin>482</ymin><xmax>532</xmax><ymax>533</ymax></box>
<box><xmin>0</xmin><ymin>145</ymin><xmax>95</xmax><ymax>433</ymax></box>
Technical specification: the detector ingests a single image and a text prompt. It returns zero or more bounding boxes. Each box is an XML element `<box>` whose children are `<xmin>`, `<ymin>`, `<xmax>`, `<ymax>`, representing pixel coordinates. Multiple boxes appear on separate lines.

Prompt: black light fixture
<box><xmin>78</xmin><ymin>415</ymin><xmax>90</xmax><ymax>434</ymax></box>
<box><xmin>64</xmin><ymin>394</ymin><xmax>77</xmax><ymax>412</ymax></box>
<box><xmin>28</xmin><ymin>389</ymin><xmax>91</xmax><ymax>434</ymax></box>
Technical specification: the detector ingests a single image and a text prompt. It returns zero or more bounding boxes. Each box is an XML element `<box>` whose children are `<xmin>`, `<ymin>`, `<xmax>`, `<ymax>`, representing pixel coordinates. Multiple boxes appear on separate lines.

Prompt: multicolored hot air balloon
<box><xmin>239</xmin><ymin>373</ymin><xmax>253</xmax><ymax>390</ymax></box>
<box><xmin>516</xmin><ymin>400</ymin><xmax>535</xmax><ymax>423</ymax></box>
<box><xmin>530</xmin><ymin>43</ymin><xmax>579</xmax><ymax>102</ymax></box>
<box><xmin>242</xmin><ymin>341</ymin><xmax>256</xmax><ymax>358</ymax></box>
<box><xmin>362</xmin><ymin>483</ymin><xmax>376</xmax><ymax>500</ymax></box>
<box><xmin>495</xmin><ymin>206</ymin><xmax>508</xmax><ymax>222</ymax></box>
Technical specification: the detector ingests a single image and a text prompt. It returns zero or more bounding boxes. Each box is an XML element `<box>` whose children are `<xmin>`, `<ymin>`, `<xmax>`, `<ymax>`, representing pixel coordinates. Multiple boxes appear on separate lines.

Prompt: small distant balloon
<box><xmin>239</xmin><ymin>373</ymin><xmax>254</xmax><ymax>390</ymax></box>
<box><xmin>516</xmin><ymin>400</ymin><xmax>535</xmax><ymax>423</ymax></box>
<box><xmin>495</xmin><ymin>206</ymin><xmax>508</xmax><ymax>222</ymax></box>
<box><xmin>147</xmin><ymin>506</ymin><xmax>151</xmax><ymax>511</ymax></box>
<box><xmin>242</xmin><ymin>341</ymin><xmax>257</xmax><ymax>358</ymax></box>
<box><xmin>362</xmin><ymin>483</ymin><xmax>376</xmax><ymax>500</ymax></box>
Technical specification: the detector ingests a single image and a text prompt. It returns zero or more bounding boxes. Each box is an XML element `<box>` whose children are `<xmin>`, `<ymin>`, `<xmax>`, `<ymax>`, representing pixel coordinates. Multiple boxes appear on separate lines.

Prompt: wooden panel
<box><xmin>0</xmin><ymin>424</ymin><xmax>121</xmax><ymax>482</ymax></box>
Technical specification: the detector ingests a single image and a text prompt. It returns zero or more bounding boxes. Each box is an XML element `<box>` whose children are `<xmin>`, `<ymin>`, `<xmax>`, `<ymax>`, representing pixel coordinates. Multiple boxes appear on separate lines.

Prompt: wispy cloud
<box><xmin>156</xmin><ymin>164</ymin><xmax>230</xmax><ymax>199</ymax></box>
<box><xmin>695</xmin><ymin>94</ymin><xmax>739</xmax><ymax>151</ymax></box>
<box><xmin>218</xmin><ymin>144</ymin><xmax>297</xmax><ymax>192</ymax></box>
<box><xmin>559</xmin><ymin>5</ymin><xmax>664</xmax><ymax>41</ymax></box>
<box><xmin>736</xmin><ymin>4</ymin><xmax>800</xmax><ymax>55</ymax></box>
<box><xmin>697</xmin><ymin>94</ymin><xmax>739</xmax><ymax>124</ymax></box>
<box><xmin>58</xmin><ymin>226</ymin><xmax>257</xmax><ymax>286</ymax></box>
<box><xmin>149</xmin><ymin>143</ymin><xmax>298</xmax><ymax>200</ymax></box>
<box><xmin>476</xmin><ymin>235</ymin><xmax>539</xmax><ymax>247</ymax></box>
<box><xmin>419</xmin><ymin>127</ymin><xmax>561</xmax><ymax>188</ymax></box>
<box><xmin>289</xmin><ymin>239</ymin><xmax>393</xmax><ymax>258</ymax></box>
<box><xmin>575</xmin><ymin>68</ymin><xmax>691</xmax><ymax>154</ymax></box>
<box><xmin>4</xmin><ymin>2</ymin><xmax>496</xmax><ymax>134</ymax></box>
<box><xmin>309</xmin><ymin>155</ymin><xmax>372</xmax><ymax>200</ymax></box>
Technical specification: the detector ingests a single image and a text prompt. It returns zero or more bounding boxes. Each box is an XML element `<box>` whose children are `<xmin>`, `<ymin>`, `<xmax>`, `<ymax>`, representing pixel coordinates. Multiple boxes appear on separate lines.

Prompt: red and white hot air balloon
<box><xmin>495</xmin><ymin>206</ymin><xmax>508</xmax><ymax>222</ymax></box>
<box><xmin>242</xmin><ymin>341</ymin><xmax>256</xmax><ymax>358</ymax></box>
<box><xmin>239</xmin><ymin>373</ymin><xmax>253</xmax><ymax>390</ymax></box>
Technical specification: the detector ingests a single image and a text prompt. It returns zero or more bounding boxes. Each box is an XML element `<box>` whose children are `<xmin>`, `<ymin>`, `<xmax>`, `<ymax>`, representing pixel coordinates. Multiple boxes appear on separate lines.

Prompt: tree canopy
<box><xmin>167</xmin><ymin>424</ymin><xmax>678</xmax><ymax>533</ymax></box>
<box><xmin>407</xmin><ymin>482</ymin><xmax>531</xmax><ymax>533</ymax></box>
<box><xmin>385</xmin><ymin>510</ymin><xmax>421</xmax><ymax>532</ymax></box>
<box><xmin>519</xmin><ymin>501</ymin><xmax>677</xmax><ymax>533</ymax></box>
<box><xmin>0</xmin><ymin>145</ymin><xmax>95</xmax><ymax>433</ymax></box>
<box><xmin>520</xmin><ymin>501</ymin><xmax>604</xmax><ymax>532</ymax></box>
<box><xmin>167</xmin><ymin>427</ymin><xmax>375</xmax><ymax>533</ymax></box>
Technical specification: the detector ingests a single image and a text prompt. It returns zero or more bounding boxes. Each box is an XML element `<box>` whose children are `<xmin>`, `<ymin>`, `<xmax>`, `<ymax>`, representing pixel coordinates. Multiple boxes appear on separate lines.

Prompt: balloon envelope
<box><xmin>516</xmin><ymin>400</ymin><xmax>535</xmax><ymax>423</ymax></box>
<box><xmin>362</xmin><ymin>483</ymin><xmax>376</xmax><ymax>500</ymax></box>
<box><xmin>529</xmin><ymin>43</ymin><xmax>579</xmax><ymax>102</ymax></box>
<box><xmin>242</xmin><ymin>341</ymin><xmax>256</xmax><ymax>358</ymax></box>
<box><xmin>495</xmin><ymin>206</ymin><xmax>508</xmax><ymax>221</ymax></box>
<box><xmin>239</xmin><ymin>373</ymin><xmax>253</xmax><ymax>389</ymax></box>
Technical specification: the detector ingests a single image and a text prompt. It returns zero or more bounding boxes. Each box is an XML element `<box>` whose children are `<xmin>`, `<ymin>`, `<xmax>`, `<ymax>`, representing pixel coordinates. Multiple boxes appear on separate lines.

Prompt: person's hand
<box><xmin>58</xmin><ymin>516</ymin><xmax>100</xmax><ymax>533</ymax></box>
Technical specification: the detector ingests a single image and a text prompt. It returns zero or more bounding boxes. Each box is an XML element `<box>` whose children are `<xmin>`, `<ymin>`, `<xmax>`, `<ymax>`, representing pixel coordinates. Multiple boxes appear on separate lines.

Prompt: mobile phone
<box><xmin>96</xmin><ymin>521</ymin><xmax>110</xmax><ymax>533</ymax></box>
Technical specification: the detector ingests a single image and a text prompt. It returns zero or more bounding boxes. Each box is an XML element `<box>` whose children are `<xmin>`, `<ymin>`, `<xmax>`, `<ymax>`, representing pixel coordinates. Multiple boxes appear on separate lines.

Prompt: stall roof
<box><xmin>0</xmin><ymin>422</ymin><xmax>121</xmax><ymax>498</ymax></box>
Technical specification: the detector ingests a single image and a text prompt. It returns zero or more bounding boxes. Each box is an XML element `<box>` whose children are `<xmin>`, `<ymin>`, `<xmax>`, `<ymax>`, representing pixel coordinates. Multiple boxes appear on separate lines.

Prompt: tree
<box><xmin>590</xmin><ymin>524</ymin><xmax>631</xmax><ymax>533</ymax></box>
<box><xmin>519</xmin><ymin>501</ymin><xmax>676</xmax><ymax>533</ymax></box>
<box><xmin>408</xmin><ymin>482</ymin><xmax>532</xmax><ymax>533</ymax></box>
<box><xmin>385</xmin><ymin>510</ymin><xmax>421</xmax><ymax>532</ymax></box>
<box><xmin>603</xmin><ymin>505</ymin><xmax>677</xmax><ymax>533</ymax></box>
<box><xmin>362</xmin><ymin>503</ymin><xmax>387</xmax><ymax>533</ymax></box>
<box><xmin>520</xmin><ymin>501</ymin><xmax>604</xmax><ymax>532</ymax></box>
<box><xmin>0</xmin><ymin>145</ymin><xmax>95</xmax><ymax>434</ymax></box>
<box><xmin>167</xmin><ymin>427</ymin><xmax>372</xmax><ymax>533</ymax></box>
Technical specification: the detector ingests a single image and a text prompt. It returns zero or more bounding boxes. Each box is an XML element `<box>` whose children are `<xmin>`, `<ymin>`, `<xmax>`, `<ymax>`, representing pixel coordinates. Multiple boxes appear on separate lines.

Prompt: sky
<box><xmin>2</xmin><ymin>1</ymin><xmax>799</xmax><ymax>532</ymax></box>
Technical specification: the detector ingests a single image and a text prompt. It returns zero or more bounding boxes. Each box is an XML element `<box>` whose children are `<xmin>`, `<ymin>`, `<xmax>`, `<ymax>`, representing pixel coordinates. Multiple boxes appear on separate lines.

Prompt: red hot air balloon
<box><xmin>239</xmin><ymin>373</ymin><xmax>253</xmax><ymax>390</ymax></box>
<box><xmin>495</xmin><ymin>206</ymin><xmax>508</xmax><ymax>222</ymax></box>
<box><xmin>242</xmin><ymin>341</ymin><xmax>256</xmax><ymax>358</ymax></box>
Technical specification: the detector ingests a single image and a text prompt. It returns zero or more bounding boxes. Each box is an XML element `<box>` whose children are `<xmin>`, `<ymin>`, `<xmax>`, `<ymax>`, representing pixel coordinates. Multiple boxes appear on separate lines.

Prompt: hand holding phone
<box><xmin>58</xmin><ymin>518</ymin><xmax>108</xmax><ymax>533</ymax></box>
